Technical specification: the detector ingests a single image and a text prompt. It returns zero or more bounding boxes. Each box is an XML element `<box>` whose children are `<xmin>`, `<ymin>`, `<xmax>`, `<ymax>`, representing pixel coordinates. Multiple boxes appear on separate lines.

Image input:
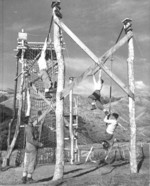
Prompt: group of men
<box><xmin>21</xmin><ymin>39</ymin><xmax>123</xmax><ymax>184</ymax></box>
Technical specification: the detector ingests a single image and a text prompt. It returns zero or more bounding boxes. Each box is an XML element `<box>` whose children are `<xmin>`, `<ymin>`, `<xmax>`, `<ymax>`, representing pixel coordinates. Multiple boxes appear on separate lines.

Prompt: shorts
<box><xmin>99</xmin><ymin>131</ymin><xmax>113</xmax><ymax>142</ymax></box>
<box><xmin>88</xmin><ymin>90</ymin><xmax>101</xmax><ymax>101</ymax></box>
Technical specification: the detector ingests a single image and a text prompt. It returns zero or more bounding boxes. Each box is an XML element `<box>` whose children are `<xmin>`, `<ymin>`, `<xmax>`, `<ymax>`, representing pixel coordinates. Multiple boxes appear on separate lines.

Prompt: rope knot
<box><xmin>51</xmin><ymin>1</ymin><xmax>62</xmax><ymax>19</ymax></box>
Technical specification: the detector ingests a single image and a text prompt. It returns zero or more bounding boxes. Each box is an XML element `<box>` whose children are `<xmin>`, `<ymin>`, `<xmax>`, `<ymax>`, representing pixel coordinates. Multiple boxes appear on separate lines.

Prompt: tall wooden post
<box><xmin>2</xmin><ymin>30</ymin><xmax>27</xmax><ymax>167</ymax></box>
<box><xmin>74</xmin><ymin>96</ymin><xmax>79</xmax><ymax>162</ymax></box>
<box><xmin>69</xmin><ymin>77</ymin><xmax>74</xmax><ymax>164</ymax></box>
<box><xmin>53</xmin><ymin>1</ymin><xmax>65</xmax><ymax>180</ymax></box>
<box><xmin>7</xmin><ymin>56</ymin><xmax>19</xmax><ymax>149</ymax></box>
<box><xmin>122</xmin><ymin>18</ymin><xmax>137</xmax><ymax>173</ymax></box>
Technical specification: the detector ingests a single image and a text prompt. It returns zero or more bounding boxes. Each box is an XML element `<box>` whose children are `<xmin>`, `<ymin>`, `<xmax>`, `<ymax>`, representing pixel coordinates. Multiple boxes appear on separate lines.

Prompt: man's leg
<box><xmin>95</xmin><ymin>99</ymin><xmax>104</xmax><ymax>110</ymax></box>
<box><xmin>88</xmin><ymin>91</ymin><xmax>99</xmax><ymax>110</ymax></box>
<box><xmin>88</xmin><ymin>90</ymin><xmax>107</xmax><ymax>111</ymax></box>
<box><xmin>99</xmin><ymin>132</ymin><xmax>113</xmax><ymax>148</ymax></box>
<box><xmin>39</xmin><ymin>70</ymin><xmax>52</xmax><ymax>98</ymax></box>
<box><xmin>95</xmin><ymin>96</ymin><xmax>109</xmax><ymax>114</ymax></box>
<box><xmin>26</xmin><ymin>151</ymin><xmax>37</xmax><ymax>183</ymax></box>
<box><xmin>22</xmin><ymin>152</ymin><xmax>29</xmax><ymax>184</ymax></box>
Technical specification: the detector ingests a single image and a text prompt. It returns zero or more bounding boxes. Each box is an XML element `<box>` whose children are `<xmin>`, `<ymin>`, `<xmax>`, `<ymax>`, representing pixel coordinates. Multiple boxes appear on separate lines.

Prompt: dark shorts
<box><xmin>88</xmin><ymin>90</ymin><xmax>104</xmax><ymax>110</ymax></box>
<box><xmin>99</xmin><ymin>131</ymin><xmax>113</xmax><ymax>142</ymax></box>
<box><xmin>88</xmin><ymin>90</ymin><xmax>101</xmax><ymax>101</ymax></box>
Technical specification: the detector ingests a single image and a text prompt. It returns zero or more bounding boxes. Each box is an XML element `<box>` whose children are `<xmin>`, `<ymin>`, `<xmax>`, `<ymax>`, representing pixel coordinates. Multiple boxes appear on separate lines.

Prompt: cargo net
<box><xmin>15</xmin><ymin>44</ymin><xmax>57</xmax><ymax>165</ymax></box>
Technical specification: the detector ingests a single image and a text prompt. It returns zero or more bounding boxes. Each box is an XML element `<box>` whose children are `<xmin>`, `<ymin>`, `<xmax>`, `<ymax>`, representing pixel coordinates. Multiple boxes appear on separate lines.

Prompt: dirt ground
<box><xmin>0</xmin><ymin>152</ymin><xmax>149</xmax><ymax>186</ymax></box>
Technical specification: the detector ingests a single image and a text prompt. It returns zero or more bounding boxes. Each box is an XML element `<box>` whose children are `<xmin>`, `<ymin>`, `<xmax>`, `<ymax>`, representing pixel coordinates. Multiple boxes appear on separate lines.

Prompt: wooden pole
<box><xmin>122</xmin><ymin>18</ymin><xmax>137</xmax><ymax>173</ymax></box>
<box><xmin>2</xmin><ymin>30</ymin><xmax>26</xmax><ymax>167</ymax></box>
<box><xmin>55</xmin><ymin>19</ymin><xmax>134</xmax><ymax>99</ymax></box>
<box><xmin>69</xmin><ymin>77</ymin><xmax>74</xmax><ymax>164</ymax></box>
<box><xmin>53</xmin><ymin>1</ymin><xmax>65</xmax><ymax>180</ymax></box>
<box><xmin>25</xmin><ymin>86</ymin><xmax>31</xmax><ymax>117</ymax></box>
<box><xmin>74</xmin><ymin>97</ymin><xmax>79</xmax><ymax>162</ymax></box>
<box><xmin>13</xmin><ymin>57</ymin><xmax>19</xmax><ymax>116</ymax></box>
<box><xmin>7</xmin><ymin>56</ymin><xmax>19</xmax><ymax>149</ymax></box>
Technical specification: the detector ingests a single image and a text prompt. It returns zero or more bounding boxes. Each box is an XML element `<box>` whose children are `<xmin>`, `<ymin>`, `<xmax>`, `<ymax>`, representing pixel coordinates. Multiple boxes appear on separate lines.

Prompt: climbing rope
<box><xmin>108</xmin><ymin>26</ymin><xmax>124</xmax><ymax>113</ymax></box>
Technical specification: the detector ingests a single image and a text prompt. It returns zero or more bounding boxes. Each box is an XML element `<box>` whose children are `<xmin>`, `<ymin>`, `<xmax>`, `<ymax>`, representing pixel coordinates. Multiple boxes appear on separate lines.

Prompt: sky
<box><xmin>0</xmin><ymin>0</ymin><xmax>150</xmax><ymax>97</ymax></box>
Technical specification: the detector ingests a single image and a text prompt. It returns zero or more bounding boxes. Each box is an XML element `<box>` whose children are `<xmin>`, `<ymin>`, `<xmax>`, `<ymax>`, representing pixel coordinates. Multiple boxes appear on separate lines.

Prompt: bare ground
<box><xmin>0</xmin><ymin>154</ymin><xmax>149</xmax><ymax>186</ymax></box>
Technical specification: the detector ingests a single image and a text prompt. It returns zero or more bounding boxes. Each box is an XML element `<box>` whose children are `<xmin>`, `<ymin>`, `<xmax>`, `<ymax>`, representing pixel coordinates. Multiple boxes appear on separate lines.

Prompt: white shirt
<box><xmin>93</xmin><ymin>70</ymin><xmax>103</xmax><ymax>91</ymax></box>
<box><xmin>104</xmin><ymin>116</ymin><xmax>118</xmax><ymax>135</ymax></box>
<box><xmin>37</xmin><ymin>39</ymin><xmax>47</xmax><ymax>70</ymax></box>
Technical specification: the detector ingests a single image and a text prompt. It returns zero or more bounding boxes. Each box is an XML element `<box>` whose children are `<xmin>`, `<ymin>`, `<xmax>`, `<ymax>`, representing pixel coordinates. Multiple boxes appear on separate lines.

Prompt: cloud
<box><xmin>64</xmin><ymin>57</ymin><xmax>94</xmax><ymax>95</ymax></box>
<box><xmin>7</xmin><ymin>21</ymin><xmax>47</xmax><ymax>33</ymax></box>
<box><xmin>105</xmin><ymin>0</ymin><xmax>150</xmax><ymax>22</ymax></box>
<box><xmin>65</xmin><ymin>57</ymin><xmax>94</xmax><ymax>74</ymax></box>
<box><xmin>135</xmin><ymin>81</ymin><xmax>147</xmax><ymax>90</ymax></box>
<box><xmin>135</xmin><ymin>81</ymin><xmax>150</xmax><ymax>96</ymax></box>
<box><xmin>74</xmin><ymin>79</ymin><xmax>94</xmax><ymax>96</ymax></box>
<box><xmin>134</xmin><ymin>33</ymin><xmax>150</xmax><ymax>43</ymax></box>
<box><xmin>13</xmin><ymin>10</ymin><xmax>18</xmax><ymax>14</ymax></box>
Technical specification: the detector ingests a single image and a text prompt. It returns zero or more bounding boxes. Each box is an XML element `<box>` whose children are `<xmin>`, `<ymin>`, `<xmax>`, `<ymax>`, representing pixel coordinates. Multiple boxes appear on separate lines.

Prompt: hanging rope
<box><xmin>108</xmin><ymin>26</ymin><xmax>124</xmax><ymax>113</ymax></box>
<box><xmin>109</xmin><ymin>58</ymin><xmax>113</xmax><ymax>113</ymax></box>
<box><xmin>47</xmin><ymin>16</ymin><xmax>57</xmax><ymax>88</ymax></box>
<box><xmin>47</xmin><ymin>15</ymin><xmax>54</xmax><ymax>42</ymax></box>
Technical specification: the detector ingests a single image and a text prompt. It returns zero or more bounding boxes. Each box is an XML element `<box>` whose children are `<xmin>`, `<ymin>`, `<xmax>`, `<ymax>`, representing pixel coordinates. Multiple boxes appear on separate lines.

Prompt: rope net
<box><xmin>15</xmin><ymin>44</ymin><xmax>57</xmax><ymax>165</ymax></box>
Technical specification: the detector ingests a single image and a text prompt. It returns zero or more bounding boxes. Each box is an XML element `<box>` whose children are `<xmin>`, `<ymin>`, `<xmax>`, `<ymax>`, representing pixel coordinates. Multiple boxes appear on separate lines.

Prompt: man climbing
<box><xmin>37</xmin><ymin>38</ymin><xmax>53</xmax><ymax>98</ymax></box>
<box><xmin>22</xmin><ymin>119</ymin><xmax>43</xmax><ymax>184</ymax></box>
<box><xmin>100</xmin><ymin>112</ymin><xmax>126</xmax><ymax>150</ymax></box>
<box><xmin>88</xmin><ymin>70</ymin><xmax>106</xmax><ymax>112</ymax></box>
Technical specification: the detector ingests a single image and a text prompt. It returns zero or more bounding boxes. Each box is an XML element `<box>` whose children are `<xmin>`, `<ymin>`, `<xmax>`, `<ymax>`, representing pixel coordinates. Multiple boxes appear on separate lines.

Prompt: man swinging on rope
<box><xmin>88</xmin><ymin>70</ymin><xmax>108</xmax><ymax>113</ymax></box>
<box><xmin>37</xmin><ymin>38</ymin><xmax>53</xmax><ymax>98</ymax></box>
<box><xmin>101</xmin><ymin>112</ymin><xmax>127</xmax><ymax>151</ymax></box>
<box><xmin>103</xmin><ymin>113</ymin><xmax>119</xmax><ymax>142</ymax></box>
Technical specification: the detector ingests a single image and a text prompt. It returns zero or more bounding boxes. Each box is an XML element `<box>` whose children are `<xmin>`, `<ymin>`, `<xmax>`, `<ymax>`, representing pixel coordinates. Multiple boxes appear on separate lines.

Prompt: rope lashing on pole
<box><xmin>51</xmin><ymin>1</ymin><xmax>62</xmax><ymax>19</ymax></box>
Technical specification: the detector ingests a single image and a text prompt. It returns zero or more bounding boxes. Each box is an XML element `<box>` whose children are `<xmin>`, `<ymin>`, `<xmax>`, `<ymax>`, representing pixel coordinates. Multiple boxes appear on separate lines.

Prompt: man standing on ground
<box><xmin>22</xmin><ymin>120</ymin><xmax>43</xmax><ymax>184</ymax></box>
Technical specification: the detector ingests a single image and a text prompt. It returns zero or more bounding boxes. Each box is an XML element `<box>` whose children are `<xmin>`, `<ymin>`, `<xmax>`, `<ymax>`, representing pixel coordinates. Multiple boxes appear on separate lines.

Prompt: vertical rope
<box><xmin>109</xmin><ymin>58</ymin><xmax>113</xmax><ymax>113</ymax></box>
<box><xmin>109</xmin><ymin>26</ymin><xmax>124</xmax><ymax>113</ymax></box>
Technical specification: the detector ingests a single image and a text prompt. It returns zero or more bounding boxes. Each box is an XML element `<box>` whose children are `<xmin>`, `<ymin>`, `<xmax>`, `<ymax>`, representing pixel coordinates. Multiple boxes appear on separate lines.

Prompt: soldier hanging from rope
<box><xmin>88</xmin><ymin>70</ymin><xmax>108</xmax><ymax>114</ymax></box>
<box><xmin>37</xmin><ymin>38</ymin><xmax>53</xmax><ymax>98</ymax></box>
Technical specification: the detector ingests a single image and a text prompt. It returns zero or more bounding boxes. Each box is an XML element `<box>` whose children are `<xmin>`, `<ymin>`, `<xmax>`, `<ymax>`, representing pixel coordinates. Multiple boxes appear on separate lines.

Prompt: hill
<box><xmin>0</xmin><ymin>91</ymin><xmax>150</xmax><ymax>152</ymax></box>
<box><xmin>76</xmin><ymin>94</ymin><xmax>150</xmax><ymax>143</ymax></box>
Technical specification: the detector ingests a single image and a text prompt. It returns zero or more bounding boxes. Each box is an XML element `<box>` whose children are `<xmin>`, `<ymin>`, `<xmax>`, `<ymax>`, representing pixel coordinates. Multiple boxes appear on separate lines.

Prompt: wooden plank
<box><xmin>55</xmin><ymin>19</ymin><xmax>134</xmax><ymax>99</ymax></box>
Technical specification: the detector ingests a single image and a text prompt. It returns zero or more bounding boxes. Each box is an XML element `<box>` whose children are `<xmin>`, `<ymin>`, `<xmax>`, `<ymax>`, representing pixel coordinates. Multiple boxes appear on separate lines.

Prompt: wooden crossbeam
<box><xmin>55</xmin><ymin>19</ymin><xmax>134</xmax><ymax>99</ymax></box>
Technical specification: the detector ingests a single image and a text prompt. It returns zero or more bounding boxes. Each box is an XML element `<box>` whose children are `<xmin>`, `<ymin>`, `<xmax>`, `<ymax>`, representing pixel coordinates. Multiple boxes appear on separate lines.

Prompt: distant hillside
<box><xmin>76</xmin><ymin>94</ymin><xmax>150</xmax><ymax>143</ymax></box>
<box><xmin>0</xmin><ymin>95</ymin><xmax>8</xmax><ymax>103</ymax></box>
<box><xmin>0</xmin><ymin>91</ymin><xmax>150</xmax><ymax>151</ymax></box>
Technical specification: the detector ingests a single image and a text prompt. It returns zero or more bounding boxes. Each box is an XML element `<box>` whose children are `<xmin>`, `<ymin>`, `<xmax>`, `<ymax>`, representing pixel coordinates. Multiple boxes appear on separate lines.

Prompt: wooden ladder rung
<box><xmin>64</xmin><ymin>137</ymin><xmax>70</xmax><ymax>140</ymax></box>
